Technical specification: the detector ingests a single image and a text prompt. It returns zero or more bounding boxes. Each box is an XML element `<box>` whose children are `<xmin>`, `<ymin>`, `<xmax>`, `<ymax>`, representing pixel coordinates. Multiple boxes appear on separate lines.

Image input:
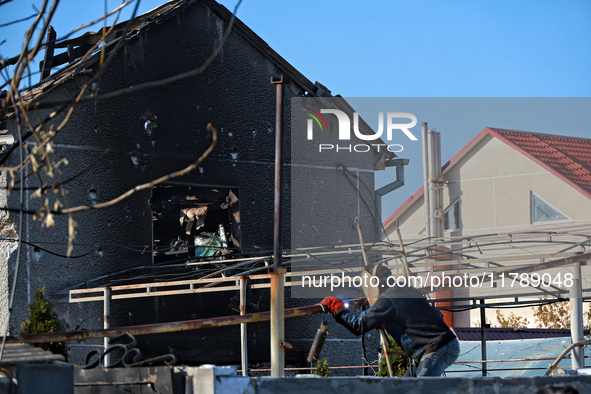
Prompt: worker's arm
<box><xmin>334</xmin><ymin>298</ymin><xmax>393</xmax><ymax>336</ymax></box>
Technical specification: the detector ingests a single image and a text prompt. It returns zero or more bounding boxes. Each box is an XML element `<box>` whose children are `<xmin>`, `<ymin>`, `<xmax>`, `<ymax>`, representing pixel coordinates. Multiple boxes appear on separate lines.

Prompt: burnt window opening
<box><xmin>151</xmin><ymin>184</ymin><xmax>240</xmax><ymax>264</ymax></box>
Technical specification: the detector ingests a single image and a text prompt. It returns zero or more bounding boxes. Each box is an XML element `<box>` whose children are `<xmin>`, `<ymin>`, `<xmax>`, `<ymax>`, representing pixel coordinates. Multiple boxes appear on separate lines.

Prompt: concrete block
<box><xmin>16</xmin><ymin>363</ymin><xmax>73</xmax><ymax>394</ymax></box>
<box><xmin>251</xmin><ymin>375</ymin><xmax>591</xmax><ymax>394</ymax></box>
<box><xmin>186</xmin><ymin>365</ymin><xmax>246</xmax><ymax>394</ymax></box>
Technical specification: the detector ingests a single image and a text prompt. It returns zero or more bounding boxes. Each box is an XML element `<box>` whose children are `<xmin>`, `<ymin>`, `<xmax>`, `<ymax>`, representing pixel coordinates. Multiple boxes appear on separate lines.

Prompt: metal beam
<box><xmin>480</xmin><ymin>299</ymin><xmax>487</xmax><ymax>376</ymax></box>
<box><xmin>571</xmin><ymin>260</ymin><xmax>584</xmax><ymax>370</ymax></box>
<box><xmin>239</xmin><ymin>276</ymin><xmax>248</xmax><ymax>376</ymax></box>
<box><xmin>8</xmin><ymin>298</ymin><xmax>368</xmax><ymax>344</ymax></box>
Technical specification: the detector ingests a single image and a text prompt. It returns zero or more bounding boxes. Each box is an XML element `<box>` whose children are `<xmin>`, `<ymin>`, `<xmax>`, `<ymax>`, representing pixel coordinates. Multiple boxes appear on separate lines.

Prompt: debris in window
<box><xmin>180</xmin><ymin>206</ymin><xmax>208</xmax><ymax>234</ymax></box>
<box><xmin>194</xmin><ymin>232</ymin><xmax>221</xmax><ymax>257</ymax></box>
<box><xmin>151</xmin><ymin>185</ymin><xmax>240</xmax><ymax>264</ymax></box>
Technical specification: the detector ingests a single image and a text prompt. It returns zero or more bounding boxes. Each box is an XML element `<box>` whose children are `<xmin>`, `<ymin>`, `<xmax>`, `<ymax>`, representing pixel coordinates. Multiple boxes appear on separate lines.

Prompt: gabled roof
<box><xmin>383</xmin><ymin>128</ymin><xmax>591</xmax><ymax>229</ymax></box>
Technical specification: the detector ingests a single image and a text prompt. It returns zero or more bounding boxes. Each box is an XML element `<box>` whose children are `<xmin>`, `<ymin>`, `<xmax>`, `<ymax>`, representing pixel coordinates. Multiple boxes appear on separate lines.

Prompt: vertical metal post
<box><xmin>379</xmin><ymin>330</ymin><xmax>394</xmax><ymax>377</ymax></box>
<box><xmin>427</xmin><ymin>130</ymin><xmax>436</xmax><ymax>239</ymax></box>
<box><xmin>104</xmin><ymin>287</ymin><xmax>111</xmax><ymax>366</ymax></box>
<box><xmin>571</xmin><ymin>261</ymin><xmax>584</xmax><ymax>370</ymax></box>
<box><xmin>271</xmin><ymin>75</ymin><xmax>287</xmax><ymax>272</ymax></box>
<box><xmin>239</xmin><ymin>276</ymin><xmax>248</xmax><ymax>376</ymax></box>
<box><xmin>480</xmin><ymin>299</ymin><xmax>487</xmax><ymax>376</ymax></box>
<box><xmin>435</xmin><ymin>131</ymin><xmax>443</xmax><ymax>237</ymax></box>
<box><xmin>421</xmin><ymin>123</ymin><xmax>430</xmax><ymax>240</ymax></box>
<box><xmin>271</xmin><ymin>75</ymin><xmax>289</xmax><ymax>377</ymax></box>
<box><xmin>270</xmin><ymin>267</ymin><xmax>285</xmax><ymax>377</ymax></box>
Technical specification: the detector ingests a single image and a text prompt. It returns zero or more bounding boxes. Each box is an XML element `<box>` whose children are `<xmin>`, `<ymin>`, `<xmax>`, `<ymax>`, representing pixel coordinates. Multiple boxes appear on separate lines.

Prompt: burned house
<box><xmin>1</xmin><ymin>0</ymin><xmax>396</xmax><ymax>370</ymax></box>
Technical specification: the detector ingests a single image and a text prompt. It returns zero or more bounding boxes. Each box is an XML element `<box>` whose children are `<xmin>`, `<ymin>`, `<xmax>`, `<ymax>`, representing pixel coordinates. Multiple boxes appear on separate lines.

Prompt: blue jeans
<box><xmin>405</xmin><ymin>338</ymin><xmax>460</xmax><ymax>377</ymax></box>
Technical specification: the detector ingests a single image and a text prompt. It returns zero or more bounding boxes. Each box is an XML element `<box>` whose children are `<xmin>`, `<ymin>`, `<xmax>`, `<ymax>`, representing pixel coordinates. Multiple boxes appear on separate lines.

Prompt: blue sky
<box><xmin>1</xmin><ymin>0</ymin><xmax>590</xmax><ymax>218</ymax></box>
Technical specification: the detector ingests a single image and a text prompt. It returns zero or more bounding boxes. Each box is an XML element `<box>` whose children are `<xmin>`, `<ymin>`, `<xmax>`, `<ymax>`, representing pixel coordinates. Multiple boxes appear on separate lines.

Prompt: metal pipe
<box><xmin>421</xmin><ymin>123</ymin><xmax>430</xmax><ymax>239</ymax></box>
<box><xmin>103</xmin><ymin>287</ymin><xmax>110</xmax><ymax>366</ymax></box>
<box><xmin>271</xmin><ymin>75</ymin><xmax>288</xmax><ymax>272</ymax></box>
<box><xmin>546</xmin><ymin>339</ymin><xmax>591</xmax><ymax>375</ymax></box>
<box><xmin>307</xmin><ymin>321</ymin><xmax>329</xmax><ymax>363</ymax></box>
<box><xmin>355</xmin><ymin>217</ymin><xmax>369</xmax><ymax>267</ymax></box>
<box><xmin>379</xmin><ymin>329</ymin><xmax>394</xmax><ymax>377</ymax></box>
<box><xmin>375</xmin><ymin>158</ymin><xmax>408</xmax><ymax>239</ymax></box>
<box><xmin>356</xmin><ymin>217</ymin><xmax>393</xmax><ymax>377</ymax></box>
<box><xmin>480</xmin><ymin>299</ymin><xmax>487</xmax><ymax>376</ymax></box>
<box><xmin>571</xmin><ymin>260</ymin><xmax>584</xmax><ymax>370</ymax></box>
<box><xmin>270</xmin><ymin>267</ymin><xmax>286</xmax><ymax>377</ymax></box>
<box><xmin>435</xmin><ymin>131</ymin><xmax>443</xmax><ymax>237</ymax></box>
<box><xmin>239</xmin><ymin>277</ymin><xmax>248</xmax><ymax>376</ymax></box>
<box><xmin>427</xmin><ymin>129</ymin><xmax>436</xmax><ymax>239</ymax></box>
<box><xmin>271</xmin><ymin>75</ymin><xmax>289</xmax><ymax>378</ymax></box>
<box><xmin>7</xmin><ymin>298</ymin><xmax>369</xmax><ymax>345</ymax></box>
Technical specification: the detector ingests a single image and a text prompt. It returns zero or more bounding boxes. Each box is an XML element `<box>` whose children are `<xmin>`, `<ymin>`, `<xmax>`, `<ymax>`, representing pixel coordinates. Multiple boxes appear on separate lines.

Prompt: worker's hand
<box><xmin>319</xmin><ymin>297</ymin><xmax>347</xmax><ymax>315</ymax></box>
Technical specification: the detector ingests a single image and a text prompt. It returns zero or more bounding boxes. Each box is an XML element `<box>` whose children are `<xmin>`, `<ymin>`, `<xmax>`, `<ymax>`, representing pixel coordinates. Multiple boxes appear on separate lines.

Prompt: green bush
<box><xmin>314</xmin><ymin>357</ymin><xmax>331</xmax><ymax>377</ymax></box>
<box><xmin>377</xmin><ymin>335</ymin><xmax>409</xmax><ymax>377</ymax></box>
<box><xmin>21</xmin><ymin>287</ymin><xmax>67</xmax><ymax>359</ymax></box>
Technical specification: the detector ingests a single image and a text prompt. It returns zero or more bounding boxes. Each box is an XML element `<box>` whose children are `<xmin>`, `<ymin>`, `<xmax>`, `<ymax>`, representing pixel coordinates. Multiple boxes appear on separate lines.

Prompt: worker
<box><xmin>320</xmin><ymin>264</ymin><xmax>460</xmax><ymax>377</ymax></box>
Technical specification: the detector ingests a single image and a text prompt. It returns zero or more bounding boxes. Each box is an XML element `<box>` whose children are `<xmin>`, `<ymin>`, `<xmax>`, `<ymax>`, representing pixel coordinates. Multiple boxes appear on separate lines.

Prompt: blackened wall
<box><xmin>5</xmin><ymin>0</ymin><xmax>381</xmax><ymax>372</ymax></box>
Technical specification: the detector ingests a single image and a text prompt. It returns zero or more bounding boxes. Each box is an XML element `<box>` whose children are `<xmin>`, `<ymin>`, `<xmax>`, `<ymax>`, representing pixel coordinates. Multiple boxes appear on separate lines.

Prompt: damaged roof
<box><xmin>7</xmin><ymin>0</ymin><xmax>324</xmax><ymax>105</ymax></box>
<box><xmin>2</xmin><ymin>0</ymin><xmax>393</xmax><ymax>156</ymax></box>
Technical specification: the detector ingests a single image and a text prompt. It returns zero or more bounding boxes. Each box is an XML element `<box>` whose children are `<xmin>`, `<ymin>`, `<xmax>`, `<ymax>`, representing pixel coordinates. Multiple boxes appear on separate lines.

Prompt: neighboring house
<box><xmin>383</xmin><ymin>128</ymin><xmax>591</xmax><ymax>327</ymax></box>
<box><xmin>0</xmin><ymin>0</ymin><xmax>391</xmax><ymax>369</ymax></box>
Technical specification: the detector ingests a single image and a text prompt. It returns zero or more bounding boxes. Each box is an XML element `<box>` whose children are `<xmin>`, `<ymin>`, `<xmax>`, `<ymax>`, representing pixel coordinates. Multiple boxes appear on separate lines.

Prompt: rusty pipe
<box><xmin>271</xmin><ymin>75</ymin><xmax>289</xmax><ymax>272</ymax></box>
<box><xmin>270</xmin><ymin>267</ymin><xmax>285</xmax><ymax>377</ymax></box>
<box><xmin>7</xmin><ymin>298</ymin><xmax>368</xmax><ymax>345</ymax></box>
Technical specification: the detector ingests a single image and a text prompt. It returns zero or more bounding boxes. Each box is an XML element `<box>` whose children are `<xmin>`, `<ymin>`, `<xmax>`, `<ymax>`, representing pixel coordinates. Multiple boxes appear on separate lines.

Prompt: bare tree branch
<box><xmin>0</xmin><ymin>13</ymin><xmax>37</xmax><ymax>28</ymax></box>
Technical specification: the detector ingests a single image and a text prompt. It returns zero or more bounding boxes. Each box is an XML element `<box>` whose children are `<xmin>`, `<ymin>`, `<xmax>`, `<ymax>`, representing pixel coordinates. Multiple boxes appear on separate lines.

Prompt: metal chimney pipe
<box><xmin>435</xmin><ymin>131</ymin><xmax>443</xmax><ymax>237</ymax></box>
<box><xmin>427</xmin><ymin>130</ymin><xmax>436</xmax><ymax>239</ymax></box>
<box><xmin>422</xmin><ymin>123</ymin><xmax>430</xmax><ymax>239</ymax></box>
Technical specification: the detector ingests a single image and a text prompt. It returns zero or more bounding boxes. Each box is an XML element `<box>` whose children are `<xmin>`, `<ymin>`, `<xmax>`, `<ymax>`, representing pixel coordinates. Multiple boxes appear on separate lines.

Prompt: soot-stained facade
<box><xmin>1</xmin><ymin>0</ymin><xmax>392</xmax><ymax>370</ymax></box>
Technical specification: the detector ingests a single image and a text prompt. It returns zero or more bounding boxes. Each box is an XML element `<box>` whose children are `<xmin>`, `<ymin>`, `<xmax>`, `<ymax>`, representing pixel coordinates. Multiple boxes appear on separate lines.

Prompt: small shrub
<box><xmin>314</xmin><ymin>357</ymin><xmax>331</xmax><ymax>377</ymax></box>
<box><xmin>378</xmin><ymin>335</ymin><xmax>409</xmax><ymax>377</ymax></box>
<box><xmin>21</xmin><ymin>287</ymin><xmax>67</xmax><ymax>358</ymax></box>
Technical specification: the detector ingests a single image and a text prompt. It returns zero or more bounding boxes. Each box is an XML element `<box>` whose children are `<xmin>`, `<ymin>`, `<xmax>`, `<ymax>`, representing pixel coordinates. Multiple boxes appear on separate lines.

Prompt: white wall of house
<box><xmin>385</xmin><ymin>133</ymin><xmax>591</xmax><ymax>327</ymax></box>
<box><xmin>0</xmin><ymin>172</ymin><xmax>18</xmax><ymax>335</ymax></box>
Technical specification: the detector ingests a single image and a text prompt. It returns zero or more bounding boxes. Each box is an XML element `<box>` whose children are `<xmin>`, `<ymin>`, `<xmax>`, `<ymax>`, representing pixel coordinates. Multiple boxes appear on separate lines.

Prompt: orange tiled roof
<box><xmin>488</xmin><ymin>128</ymin><xmax>591</xmax><ymax>197</ymax></box>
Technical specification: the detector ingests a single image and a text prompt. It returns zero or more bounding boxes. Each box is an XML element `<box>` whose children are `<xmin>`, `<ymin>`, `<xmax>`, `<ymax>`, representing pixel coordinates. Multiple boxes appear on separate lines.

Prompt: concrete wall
<box><xmin>0</xmin><ymin>169</ymin><xmax>18</xmax><ymax>336</ymax></box>
<box><xmin>194</xmin><ymin>365</ymin><xmax>591</xmax><ymax>394</ymax></box>
<box><xmin>1</xmin><ymin>0</ymin><xmax>381</xmax><ymax>372</ymax></box>
<box><xmin>244</xmin><ymin>376</ymin><xmax>591</xmax><ymax>394</ymax></box>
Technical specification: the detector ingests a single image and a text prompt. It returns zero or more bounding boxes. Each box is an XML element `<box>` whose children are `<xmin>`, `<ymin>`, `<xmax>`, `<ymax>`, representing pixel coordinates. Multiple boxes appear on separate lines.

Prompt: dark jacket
<box><xmin>336</xmin><ymin>286</ymin><xmax>456</xmax><ymax>359</ymax></box>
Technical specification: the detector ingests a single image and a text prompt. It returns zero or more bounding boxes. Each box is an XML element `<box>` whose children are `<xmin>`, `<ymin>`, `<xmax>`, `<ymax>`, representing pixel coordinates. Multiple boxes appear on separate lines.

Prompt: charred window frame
<box><xmin>151</xmin><ymin>183</ymin><xmax>240</xmax><ymax>264</ymax></box>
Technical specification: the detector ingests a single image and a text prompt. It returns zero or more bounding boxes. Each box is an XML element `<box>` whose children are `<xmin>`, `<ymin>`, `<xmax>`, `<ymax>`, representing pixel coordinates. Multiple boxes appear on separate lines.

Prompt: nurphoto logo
<box><xmin>304</xmin><ymin>108</ymin><xmax>418</xmax><ymax>153</ymax></box>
